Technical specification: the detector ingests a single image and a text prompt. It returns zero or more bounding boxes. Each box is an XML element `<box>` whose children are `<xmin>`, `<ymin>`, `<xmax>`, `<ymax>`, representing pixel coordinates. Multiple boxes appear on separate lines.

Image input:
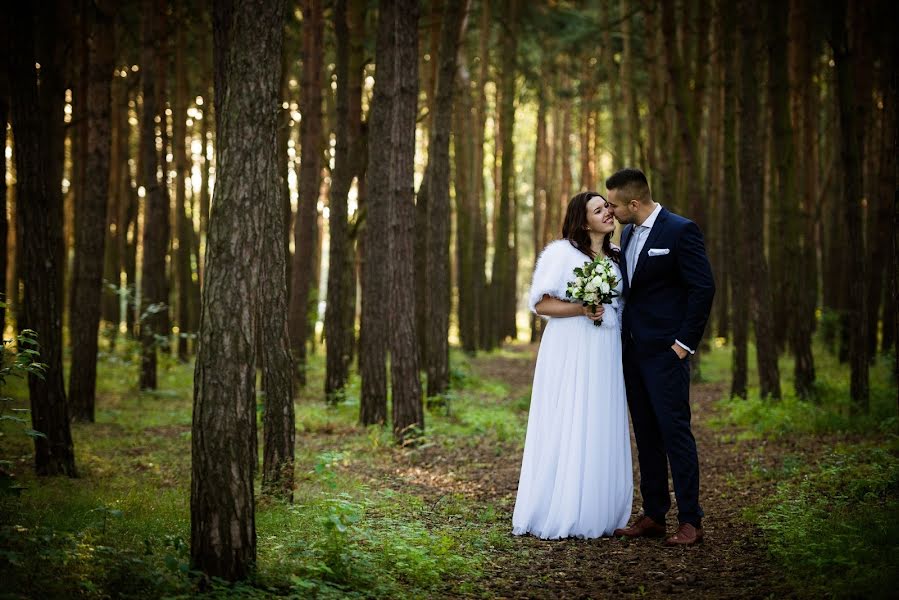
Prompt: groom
<box><xmin>604</xmin><ymin>168</ymin><xmax>715</xmax><ymax>546</ymax></box>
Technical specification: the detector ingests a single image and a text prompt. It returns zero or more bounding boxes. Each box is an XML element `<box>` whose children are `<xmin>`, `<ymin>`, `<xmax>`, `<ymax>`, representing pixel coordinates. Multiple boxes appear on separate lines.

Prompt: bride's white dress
<box><xmin>512</xmin><ymin>240</ymin><xmax>633</xmax><ymax>539</ymax></box>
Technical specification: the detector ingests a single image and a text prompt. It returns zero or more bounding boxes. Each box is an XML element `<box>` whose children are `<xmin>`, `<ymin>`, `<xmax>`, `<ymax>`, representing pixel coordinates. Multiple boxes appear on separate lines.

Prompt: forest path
<box><xmin>369</xmin><ymin>343</ymin><xmax>791</xmax><ymax>599</ymax></box>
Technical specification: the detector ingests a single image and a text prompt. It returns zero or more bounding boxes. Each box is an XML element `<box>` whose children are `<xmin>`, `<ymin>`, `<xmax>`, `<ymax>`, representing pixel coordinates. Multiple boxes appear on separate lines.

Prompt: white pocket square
<box><xmin>647</xmin><ymin>248</ymin><xmax>670</xmax><ymax>256</ymax></box>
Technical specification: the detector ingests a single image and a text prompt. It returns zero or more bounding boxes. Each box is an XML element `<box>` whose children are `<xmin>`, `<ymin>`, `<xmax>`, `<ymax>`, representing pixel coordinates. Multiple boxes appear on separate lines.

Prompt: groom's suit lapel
<box><xmin>630</xmin><ymin>208</ymin><xmax>669</xmax><ymax>288</ymax></box>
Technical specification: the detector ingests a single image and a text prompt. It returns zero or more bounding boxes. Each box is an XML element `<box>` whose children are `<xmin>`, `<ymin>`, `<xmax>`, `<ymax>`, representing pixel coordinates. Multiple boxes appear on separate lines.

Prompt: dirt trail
<box><xmin>368</xmin><ymin>344</ymin><xmax>790</xmax><ymax>598</ymax></box>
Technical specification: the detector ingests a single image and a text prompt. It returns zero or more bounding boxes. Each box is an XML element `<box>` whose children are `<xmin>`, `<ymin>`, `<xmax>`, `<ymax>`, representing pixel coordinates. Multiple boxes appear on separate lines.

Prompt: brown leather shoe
<box><xmin>664</xmin><ymin>523</ymin><xmax>704</xmax><ymax>546</ymax></box>
<box><xmin>614</xmin><ymin>515</ymin><xmax>666</xmax><ymax>538</ymax></box>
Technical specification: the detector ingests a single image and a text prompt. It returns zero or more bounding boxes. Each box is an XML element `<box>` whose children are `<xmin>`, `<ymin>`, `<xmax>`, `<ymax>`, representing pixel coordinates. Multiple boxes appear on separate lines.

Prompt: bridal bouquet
<box><xmin>565</xmin><ymin>256</ymin><xmax>620</xmax><ymax>327</ymax></box>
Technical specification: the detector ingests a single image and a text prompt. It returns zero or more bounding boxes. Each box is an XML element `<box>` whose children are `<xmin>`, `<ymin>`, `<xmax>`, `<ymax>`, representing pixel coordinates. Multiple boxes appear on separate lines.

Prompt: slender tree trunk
<box><xmin>738</xmin><ymin>0</ymin><xmax>780</xmax><ymax>400</ymax></box>
<box><xmin>0</xmin><ymin>38</ymin><xmax>8</xmax><ymax>330</ymax></box>
<box><xmin>360</xmin><ymin>0</ymin><xmax>394</xmax><ymax>427</ymax></box>
<box><xmin>139</xmin><ymin>0</ymin><xmax>170</xmax><ymax>390</ymax></box>
<box><xmin>289</xmin><ymin>0</ymin><xmax>324</xmax><ymax>386</ymax></box>
<box><xmin>7</xmin><ymin>1</ymin><xmax>77</xmax><ymax>477</ymax></box>
<box><xmin>474</xmin><ymin>0</ymin><xmax>490</xmax><ymax>351</ymax></box>
<box><xmin>830</xmin><ymin>0</ymin><xmax>869</xmax><ymax>411</ymax></box>
<box><xmin>389</xmin><ymin>0</ymin><xmax>424</xmax><ymax>442</ymax></box>
<box><xmin>260</xmin><ymin>115</ymin><xmax>295</xmax><ymax>502</ymax></box>
<box><xmin>530</xmin><ymin>81</ymin><xmax>548</xmax><ymax>343</ymax></box>
<box><xmin>192</xmin><ymin>0</ymin><xmax>282</xmax><ymax>580</ymax></box>
<box><xmin>424</xmin><ymin>0</ymin><xmax>468</xmax><ymax>397</ymax></box>
<box><xmin>69</xmin><ymin>0</ymin><xmax>116</xmax><ymax>422</ymax></box>
<box><xmin>788</xmin><ymin>0</ymin><xmax>816</xmax><ymax>397</ymax></box>
<box><xmin>325</xmin><ymin>0</ymin><xmax>354</xmax><ymax>403</ymax></box>
<box><xmin>720</xmin><ymin>0</ymin><xmax>745</xmax><ymax>398</ymax></box>
<box><xmin>173</xmin><ymin>7</ymin><xmax>192</xmax><ymax>361</ymax></box>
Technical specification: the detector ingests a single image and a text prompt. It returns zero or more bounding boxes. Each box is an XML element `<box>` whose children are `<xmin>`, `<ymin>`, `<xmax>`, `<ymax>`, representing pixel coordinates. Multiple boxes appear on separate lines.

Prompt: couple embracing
<box><xmin>512</xmin><ymin>168</ymin><xmax>715</xmax><ymax>546</ymax></box>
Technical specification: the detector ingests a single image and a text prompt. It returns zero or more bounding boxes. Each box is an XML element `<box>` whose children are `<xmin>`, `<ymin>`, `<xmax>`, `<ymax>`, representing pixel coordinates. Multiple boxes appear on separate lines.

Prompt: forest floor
<box><xmin>349</xmin><ymin>344</ymin><xmax>790</xmax><ymax>599</ymax></box>
<box><xmin>2</xmin><ymin>339</ymin><xmax>896</xmax><ymax>599</ymax></box>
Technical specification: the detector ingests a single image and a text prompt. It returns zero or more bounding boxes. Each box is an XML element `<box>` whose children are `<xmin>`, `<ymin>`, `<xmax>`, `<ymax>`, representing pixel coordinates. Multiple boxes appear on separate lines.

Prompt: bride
<box><xmin>512</xmin><ymin>191</ymin><xmax>633</xmax><ymax>539</ymax></box>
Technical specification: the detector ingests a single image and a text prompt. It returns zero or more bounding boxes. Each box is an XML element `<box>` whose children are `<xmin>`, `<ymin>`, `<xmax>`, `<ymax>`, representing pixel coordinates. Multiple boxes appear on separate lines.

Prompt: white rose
<box><xmin>599</xmin><ymin>280</ymin><xmax>611</xmax><ymax>294</ymax></box>
<box><xmin>585</xmin><ymin>279</ymin><xmax>598</xmax><ymax>292</ymax></box>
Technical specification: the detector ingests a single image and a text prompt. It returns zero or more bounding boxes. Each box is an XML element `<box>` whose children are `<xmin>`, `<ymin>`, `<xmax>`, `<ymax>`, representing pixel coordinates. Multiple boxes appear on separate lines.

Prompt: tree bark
<box><xmin>69</xmin><ymin>0</ymin><xmax>116</xmax><ymax>422</ymax></box>
<box><xmin>325</xmin><ymin>0</ymin><xmax>354</xmax><ymax>403</ymax></box>
<box><xmin>720</xmin><ymin>0</ymin><xmax>745</xmax><ymax>399</ymax></box>
<box><xmin>473</xmin><ymin>0</ymin><xmax>490</xmax><ymax>351</ymax></box>
<box><xmin>139</xmin><ymin>0</ymin><xmax>170</xmax><ymax>390</ymax></box>
<box><xmin>489</xmin><ymin>0</ymin><xmax>518</xmax><ymax>348</ymax></box>
<box><xmin>289</xmin><ymin>0</ymin><xmax>324</xmax><ymax>386</ymax></box>
<box><xmin>424</xmin><ymin>0</ymin><xmax>468</xmax><ymax>397</ymax></box>
<box><xmin>191</xmin><ymin>0</ymin><xmax>283</xmax><ymax>580</ymax></box>
<box><xmin>359</xmin><ymin>0</ymin><xmax>393</xmax><ymax>427</ymax></box>
<box><xmin>368</xmin><ymin>0</ymin><xmax>424</xmax><ymax>442</ymax></box>
<box><xmin>7</xmin><ymin>1</ymin><xmax>77</xmax><ymax>476</ymax></box>
<box><xmin>787</xmin><ymin>0</ymin><xmax>817</xmax><ymax>397</ymax></box>
<box><xmin>830</xmin><ymin>0</ymin><xmax>869</xmax><ymax>411</ymax></box>
<box><xmin>738</xmin><ymin>0</ymin><xmax>780</xmax><ymax>400</ymax></box>
<box><xmin>173</xmin><ymin>5</ymin><xmax>193</xmax><ymax>361</ymax></box>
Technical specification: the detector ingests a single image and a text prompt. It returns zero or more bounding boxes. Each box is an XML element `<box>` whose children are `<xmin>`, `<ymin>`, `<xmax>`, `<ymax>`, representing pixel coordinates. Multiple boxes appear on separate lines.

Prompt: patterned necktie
<box><xmin>627</xmin><ymin>226</ymin><xmax>644</xmax><ymax>283</ymax></box>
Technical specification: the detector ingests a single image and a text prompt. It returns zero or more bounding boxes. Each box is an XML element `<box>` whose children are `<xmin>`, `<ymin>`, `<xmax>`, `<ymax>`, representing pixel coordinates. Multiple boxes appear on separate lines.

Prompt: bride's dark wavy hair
<box><xmin>561</xmin><ymin>191</ymin><xmax>621</xmax><ymax>264</ymax></box>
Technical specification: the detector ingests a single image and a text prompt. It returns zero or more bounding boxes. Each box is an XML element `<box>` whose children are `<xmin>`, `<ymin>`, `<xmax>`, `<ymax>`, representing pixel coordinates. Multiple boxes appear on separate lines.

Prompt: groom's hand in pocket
<box><xmin>671</xmin><ymin>343</ymin><xmax>688</xmax><ymax>360</ymax></box>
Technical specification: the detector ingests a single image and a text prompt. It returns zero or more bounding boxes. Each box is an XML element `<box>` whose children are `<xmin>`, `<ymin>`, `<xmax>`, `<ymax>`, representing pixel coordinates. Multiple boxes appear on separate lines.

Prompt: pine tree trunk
<box><xmin>260</xmin><ymin>117</ymin><xmax>295</xmax><ymax>502</ymax></box>
<box><xmin>831</xmin><ymin>0</ymin><xmax>869</xmax><ymax>412</ymax></box>
<box><xmin>530</xmin><ymin>81</ymin><xmax>548</xmax><ymax>343</ymax></box>
<box><xmin>69</xmin><ymin>0</ymin><xmax>116</xmax><ymax>422</ymax></box>
<box><xmin>455</xmin><ymin>43</ymin><xmax>480</xmax><ymax>353</ymax></box>
<box><xmin>139</xmin><ymin>0</ymin><xmax>170</xmax><ymax>390</ymax></box>
<box><xmin>359</xmin><ymin>0</ymin><xmax>395</xmax><ymax>427</ymax></box>
<box><xmin>0</xmin><ymin>64</ymin><xmax>6</xmax><ymax>331</ymax></box>
<box><xmin>192</xmin><ymin>0</ymin><xmax>283</xmax><ymax>579</ymax></box>
<box><xmin>720</xmin><ymin>0</ymin><xmax>745</xmax><ymax>399</ymax></box>
<box><xmin>173</xmin><ymin>9</ymin><xmax>193</xmax><ymax>361</ymax></box>
<box><xmin>788</xmin><ymin>0</ymin><xmax>816</xmax><ymax>397</ymax></box>
<box><xmin>738</xmin><ymin>0</ymin><xmax>780</xmax><ymax>400</ymax></box>
<box><xmin>373</xmin><ymin>0</ymin><xmax>424</xmax><ymax>442</ymax></box>
<box><xmin>425</xmin><ymin>0</ymin><xmax>468</xmax><ymax>397</ymax></box>
<box><xmin>289</xmin><ymin>0</ymin><xmax>324</xmax><ymax>385</ymax></box>
<box><xmin>325</xmin><ymin>0</ymin><xmax>354</xmax><ymax>402</ymax></box>
<box><xmin>7</xmin><ymin>1</ymin><xmax>78</xmax><ymax>477</ymax></box>
<box><xmin>473</xmin><ymin>0</ymin><xmax>490</xmax><ymax>352</ymax></box>
<box><xmin>489</xmin><ymin>0</ymin><xmax>517</xmax><ymax>348</ymax></box>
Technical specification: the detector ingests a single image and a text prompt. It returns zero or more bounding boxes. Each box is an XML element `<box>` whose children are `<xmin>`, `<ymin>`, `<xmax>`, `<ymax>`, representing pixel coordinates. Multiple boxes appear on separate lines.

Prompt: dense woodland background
<box><xmin>1</xmin><ymin>0</ymin><xmax>897</xmax><ymax>594</ymax></box>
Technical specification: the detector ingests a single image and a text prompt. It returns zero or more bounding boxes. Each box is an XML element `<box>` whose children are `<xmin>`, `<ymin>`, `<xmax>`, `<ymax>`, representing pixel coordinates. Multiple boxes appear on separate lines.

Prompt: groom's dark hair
<box><xmin>605</xmin><ymin>168</ymin><xmax>652</xmax><ymax>204</ymax></box>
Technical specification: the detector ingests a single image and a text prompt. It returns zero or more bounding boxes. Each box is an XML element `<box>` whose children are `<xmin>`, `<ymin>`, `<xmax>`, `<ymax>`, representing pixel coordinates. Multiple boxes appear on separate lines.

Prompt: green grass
<box><xmin>745</xmin><ymin>442</ymin><xmax>899</xmax><ymax>600</ymax></box>
<box><xmin>703</xmin><ymin>337</ymin><xmax>897</xmax><ymax>438</ymax></box>
<box><xmin>1</xmin><ymin>341</ymin><xmax>521</xmax><ymax>598</ymax></box>
<box><xmin>703</xmin><ymin>333</ymin><xmax>899</xmax><ymax>599</ymax></box>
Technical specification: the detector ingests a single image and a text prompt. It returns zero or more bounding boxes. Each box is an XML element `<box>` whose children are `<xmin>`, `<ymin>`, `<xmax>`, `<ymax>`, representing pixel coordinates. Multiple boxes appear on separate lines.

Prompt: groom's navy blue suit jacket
<box><xmin>620</xmin><ymin>208</ymin><xmax>715</xmax><ymax>356</ymax></box>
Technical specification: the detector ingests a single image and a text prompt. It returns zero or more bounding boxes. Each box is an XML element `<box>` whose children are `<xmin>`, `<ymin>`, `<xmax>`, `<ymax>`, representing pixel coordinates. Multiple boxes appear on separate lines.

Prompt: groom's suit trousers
<box><xmin>623</xmin><ymin>338</ymin><xmax>703</xmax><ymax>527</ymax></box>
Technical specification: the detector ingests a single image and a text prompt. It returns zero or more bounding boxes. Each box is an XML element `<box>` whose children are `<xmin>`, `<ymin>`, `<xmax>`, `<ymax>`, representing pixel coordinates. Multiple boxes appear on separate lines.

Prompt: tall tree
<box><xmin>738</xmin><ymin>0</ymin><xmax>780</xmax><ymax>400</ymax></box>
<box><xmin>191</xmin><ymin>0</ymin><xmax>283</xmax><ymax>580</ymax></box>
<box><xmin>787</xmin><ymin>0</ymin><xmax>817</xmax><ymax>397</ymax></box>
<box><xmin>69</xmin><ymin>0</ymin><xmax>116</xmax><ymax>422</ymax></box>
<box><xmin>173</xmin><ymin>1</ymin><xmax>193</xmax><ymax>362</ymax></box>
<box><xmin>7</xmin><ymin>1</ymin><xmax>77</xmax><ymax>476</ymax></box>
<box><xmin>289</xmin><ymin>0</ymin><xmax>324</xmax><ymax>386</ymax></box>
<box><xmin>423</xmin><ymin>0</ymin><xmax>468</xmax><ymax>397</ymax></box>
<box><xmin>830</xmin><ymin>0</ymin><xmax>869</xmax><ymax>411</ymax></box>
<box><xmin>489</xmin><ymin>0</ymin><xmax>519</xmax><ymax>347</ymax></box>
<box><xmin>0</xmin><ymin>38</ymin><xmax>8</xmax><ymax>330</ymax></box>
<box><xmin>473</xmin><ymin>0</ymin><xmax>491</xmax><ymax>351</ymax></box>
<box><xmin>722</xmin><ymin>0</ymin><xmax>745</xmax><ymax>399</ymax></box>
<box><xmin>138</xmin><ymin>0</ymin><xmax>171</xmax><ymax>390</ymax></box>
<box><xmin>368</xmin><ymin>0</ymin><xmax>424</xmax><ymax>442</ymax></box>
<box><xmin>359</xmin><ymin>0</ymin><xmax>391</xmax><ymax>427</ymax></box>
<box><xmin>324</xmin><ymin>0</ymin><xmax>363</xmax><ymax>403</ymax></box>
